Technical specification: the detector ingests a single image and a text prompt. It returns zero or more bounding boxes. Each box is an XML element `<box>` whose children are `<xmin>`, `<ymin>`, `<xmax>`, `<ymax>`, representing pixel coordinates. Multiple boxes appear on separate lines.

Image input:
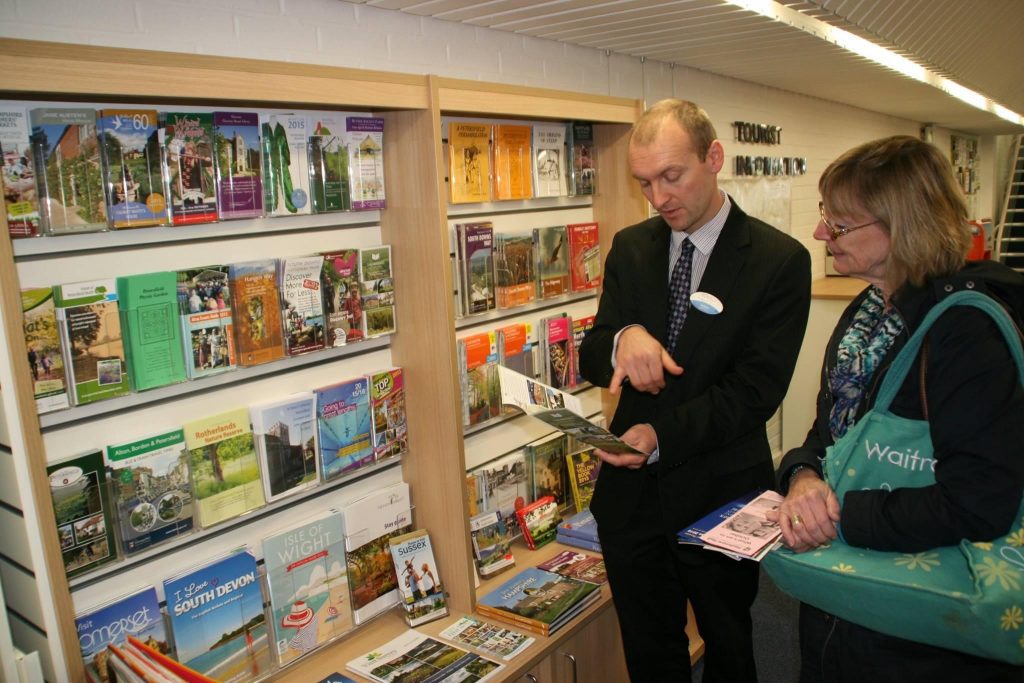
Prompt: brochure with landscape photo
<box><xmin>106</xmin><ymin>428</ymin><xmax>194</xmax><ymax>556</ymax></box>
<box><xmin>536</xmin><ymin>550</ymin><xmax>607</xmax><ymax>585</ymax></box>
<box><xmin>341</xmin><ymin>482</ymin><xmax>412</xmax><ymax>624</ymax></box>
<box><xmin>346</xmin><ymin>629</ymin><xmax>502</xmax><ymax>683</ymax></box>
<box><xmin>164</xmin><ymin>550</ymin><xmax>270</xmax><ymax>681</ymax></box>
<box><xmin>476</xmin><ymin>566</ymin><xmax>600</xmax><ymax>637</ymax></box>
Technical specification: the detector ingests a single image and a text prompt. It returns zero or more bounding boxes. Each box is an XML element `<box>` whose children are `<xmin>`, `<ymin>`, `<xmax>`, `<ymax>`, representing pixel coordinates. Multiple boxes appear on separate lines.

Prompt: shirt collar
<box><xmin>670</xmin><ymin>190</ymin><xmax>730</xmax><ymax>256</ymax></box>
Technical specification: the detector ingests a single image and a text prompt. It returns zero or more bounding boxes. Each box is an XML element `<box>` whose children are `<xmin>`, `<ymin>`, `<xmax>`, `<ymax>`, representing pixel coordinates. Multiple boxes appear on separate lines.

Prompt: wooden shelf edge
<box><xmin>436</xmin><ymin>77</ymin><xmax>639</xmax><ymax>124</ymax></box>
<box><xmin>13</xmin><ymin>211</ymin><xmax>382</xmax><ymax>259</ymax></box>
<box><xmin>454</xmin><ymin>290</ymin><xmax>598</xmax><ymax>331</ymax></box>
<box><xmin>0</xmin><ymin>39</ymin><xmax>429</xmax><ymax>110</ymax></box>
<box><xmin>811</xmin><ymin>275</ymin><xmax>868</xmax><ymax>300</ymax></box>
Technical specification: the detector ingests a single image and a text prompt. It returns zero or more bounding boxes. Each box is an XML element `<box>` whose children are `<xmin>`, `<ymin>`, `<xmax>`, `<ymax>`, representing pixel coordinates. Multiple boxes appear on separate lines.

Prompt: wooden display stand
<box><xmin>0</xmin><ymin>39</ymin><xmax>702</xmax><ymax>682</ymax></box>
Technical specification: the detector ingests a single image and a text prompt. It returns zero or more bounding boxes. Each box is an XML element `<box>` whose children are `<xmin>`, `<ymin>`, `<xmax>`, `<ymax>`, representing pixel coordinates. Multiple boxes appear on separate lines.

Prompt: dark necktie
<box><xmin>666</xmin><ymin>239</ymin><xmax>696</xmax><ymax>353</ymax></box>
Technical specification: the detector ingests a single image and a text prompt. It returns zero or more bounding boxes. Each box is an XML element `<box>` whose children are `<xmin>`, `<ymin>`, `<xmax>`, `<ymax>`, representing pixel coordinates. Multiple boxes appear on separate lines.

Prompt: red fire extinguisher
<box><xmin>967</xmin><ymin>220</ymin><xmax>987</xmax><ymax>260</ymax></box>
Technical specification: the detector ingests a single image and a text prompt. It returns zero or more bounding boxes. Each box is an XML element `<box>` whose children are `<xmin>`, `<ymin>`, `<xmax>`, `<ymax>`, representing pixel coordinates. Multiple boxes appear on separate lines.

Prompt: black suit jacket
<box><xmin>579</xmin><ymin>201</ymin><xmax>811</xmax><ymax>535</ymax></box>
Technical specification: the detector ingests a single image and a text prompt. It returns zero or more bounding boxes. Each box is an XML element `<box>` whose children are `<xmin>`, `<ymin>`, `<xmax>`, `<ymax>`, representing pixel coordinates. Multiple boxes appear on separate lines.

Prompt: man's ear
<box><xmin>706</xmin><ymin>140</ymin><xmax>725</xmax><ymax>173</ymax></box>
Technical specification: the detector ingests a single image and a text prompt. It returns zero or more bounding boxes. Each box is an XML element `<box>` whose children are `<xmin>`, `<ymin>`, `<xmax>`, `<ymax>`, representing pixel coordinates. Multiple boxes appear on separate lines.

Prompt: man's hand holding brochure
<box><xmin>495</xmin><ymin>366</ymin><xmax>643</xmax><ymax>455</ymax></box>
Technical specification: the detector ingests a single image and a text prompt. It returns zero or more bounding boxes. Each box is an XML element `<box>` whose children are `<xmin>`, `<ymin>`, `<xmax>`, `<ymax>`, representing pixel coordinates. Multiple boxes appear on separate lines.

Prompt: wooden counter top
<box><xmin>812</xmin><ymin>276</ymin><xmax>868</xmax><ymax>300</ymax></box>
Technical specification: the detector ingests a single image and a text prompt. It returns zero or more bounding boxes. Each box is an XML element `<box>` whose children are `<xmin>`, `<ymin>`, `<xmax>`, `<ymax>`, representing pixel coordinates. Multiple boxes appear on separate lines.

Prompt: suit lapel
<box><xmin>673</xmin><ymin>204</ymin><xmax>751</xmax><ymax>362</ymax></box>
<box><xmin>641</xmin><ymin>220</ymin><xmax>673</xmax><ymax>343</ymax></box>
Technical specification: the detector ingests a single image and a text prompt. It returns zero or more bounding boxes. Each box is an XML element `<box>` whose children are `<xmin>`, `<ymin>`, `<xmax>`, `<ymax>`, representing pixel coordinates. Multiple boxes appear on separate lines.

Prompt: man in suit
<box><xmin>578</xmin><ymin>99</ymin><xmax>811</xmax><ymax>681</ymax></box>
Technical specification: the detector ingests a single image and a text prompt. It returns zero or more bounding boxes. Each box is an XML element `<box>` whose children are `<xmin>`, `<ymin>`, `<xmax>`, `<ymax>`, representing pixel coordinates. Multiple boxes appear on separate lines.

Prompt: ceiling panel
<box><xmin>523</xmin><ymin>6</ymin><xmax>750</xmax><ymax>38</ymax></box>
<box><xmin>352</xmin><ymin>0</ymin><xmax>1024</xmax><ymax>133</ymax></box>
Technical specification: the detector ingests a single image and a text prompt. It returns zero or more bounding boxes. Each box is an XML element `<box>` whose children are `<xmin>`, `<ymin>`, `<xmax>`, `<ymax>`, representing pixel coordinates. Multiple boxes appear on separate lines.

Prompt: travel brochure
<box><xmin>440</xmin><ymin>616</ymin><xmax>534</xmax><ymax>661</ymax></box>
<box><xmin>163</xmin><ymin>550</ymin><xmax>271</xmax><ymax>682</ymax></box>
<box><xmin>476</xmin><ymin>566</ymin><xmax>600</xmax><ymax>637</ymax></box>
<box><xmin>689</xmin><ymin>490</ymin><xmax>785</xmax><ymax>561</ymax></box>
<box><xmin>263</xmin><ymin>513</ymin><xmax>353</xmax><ymax>666</ymax></box>
<box><xmin>537</xmin><ymin>550</ymin><xmax>607</xmax><ymax>585</ymax></box>
<box><xmin>496</xmin><ymin>365</ymin><xmax>643</xmax><ymax>455</ymax></box>
<box><xmin>346</xmin><ymin>629</ymin><xmax>502</xmax><ymax>683</ymax></box>
<box><xmin>74</xmin><ymin>586</ymin><xmax>169</xmax><ymax>683</ymax></box>
<box><xmin>388</xmin><ymin>528</ymin><xmax>449</xmax><ymax>627</ymax></box>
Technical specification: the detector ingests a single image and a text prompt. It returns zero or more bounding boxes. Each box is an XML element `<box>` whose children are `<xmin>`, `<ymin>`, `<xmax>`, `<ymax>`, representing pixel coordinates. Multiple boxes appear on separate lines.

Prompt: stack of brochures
<box><xmin>477</xmin><ymin>567</ymin><xmax>601</xmax><ymax>636</ymax></box>
<box><xmin>677</xmin><ymin>490</ymin><xmax>784</xmax><ymax>561</ymax></box>
<box><xmin>556</xmin><ymin>508</ymin><xmax>601</xmax><ymax>552</ymax></box>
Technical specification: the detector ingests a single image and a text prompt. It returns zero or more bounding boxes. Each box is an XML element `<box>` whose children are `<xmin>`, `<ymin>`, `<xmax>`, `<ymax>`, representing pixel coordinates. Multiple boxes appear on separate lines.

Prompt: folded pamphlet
<box><xmin>496</xmin><ymin>366</ymin><xmax>642</xmax><ymax>455</ymax></box>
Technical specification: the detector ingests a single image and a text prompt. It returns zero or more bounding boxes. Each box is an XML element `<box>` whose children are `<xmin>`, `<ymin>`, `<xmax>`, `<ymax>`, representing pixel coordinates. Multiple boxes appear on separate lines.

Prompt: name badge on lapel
<box><xmin>690</xmin><ymin>292</ymin><xmax>724</xmax><ymax>315</ymax></box>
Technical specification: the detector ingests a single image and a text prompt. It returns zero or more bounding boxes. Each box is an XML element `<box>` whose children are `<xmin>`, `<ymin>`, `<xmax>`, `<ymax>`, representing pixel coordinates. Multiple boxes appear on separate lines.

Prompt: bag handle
<box><xmin>873</xmin><ymin>290</ymin><xmax>1024</xmax><ymax>412</ymax></box>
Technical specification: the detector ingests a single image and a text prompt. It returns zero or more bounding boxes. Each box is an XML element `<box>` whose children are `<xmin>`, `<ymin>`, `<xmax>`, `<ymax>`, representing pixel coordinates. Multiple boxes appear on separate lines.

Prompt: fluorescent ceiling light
<box><xmin>726</xmin><ymin>0</ymin><xmax>1024</xmax><ymax>126</ymax></box>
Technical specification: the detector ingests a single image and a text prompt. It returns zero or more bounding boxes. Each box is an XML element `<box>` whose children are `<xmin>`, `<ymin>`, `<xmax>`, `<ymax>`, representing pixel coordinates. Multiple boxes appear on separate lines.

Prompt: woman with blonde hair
<box><xmin>770</xmin><ymin>135</ymin><xmax>1024</xmax><ymax>681</ymax></box>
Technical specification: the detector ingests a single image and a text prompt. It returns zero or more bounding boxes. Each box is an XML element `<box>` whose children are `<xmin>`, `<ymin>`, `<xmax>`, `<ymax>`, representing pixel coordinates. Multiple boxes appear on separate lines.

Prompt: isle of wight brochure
<box><xmin>262</xmin><ymin>513</ymin><xmax>353</xmax><ymax>666</ymax></box>
<box><xmin>495</xmin><ymin>366</ymin><xmax>643</xmax><ymax>455</ymax></box>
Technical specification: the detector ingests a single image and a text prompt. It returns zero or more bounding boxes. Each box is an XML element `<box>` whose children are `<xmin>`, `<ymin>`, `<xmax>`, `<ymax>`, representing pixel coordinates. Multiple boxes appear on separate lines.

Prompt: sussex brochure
<box><xmin>388</xmin><ymin>528</ymin><xmax>449</xmax><ymax>626</ymax></box>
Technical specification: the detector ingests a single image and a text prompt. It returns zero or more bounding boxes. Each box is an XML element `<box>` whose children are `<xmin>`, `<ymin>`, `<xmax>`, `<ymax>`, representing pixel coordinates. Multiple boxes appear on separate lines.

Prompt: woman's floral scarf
<box><xmin>829</xmin><ymin>286</ymin><xmax>905</xmax><ymax>440</ymax></box>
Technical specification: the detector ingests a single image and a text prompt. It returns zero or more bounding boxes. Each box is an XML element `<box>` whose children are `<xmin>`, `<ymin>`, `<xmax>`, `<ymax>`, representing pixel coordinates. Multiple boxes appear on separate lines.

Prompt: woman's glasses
<box><xmin>819</xmin><ymin>201</ymin><xmax>880</xmax><ymax>240</ymax></box>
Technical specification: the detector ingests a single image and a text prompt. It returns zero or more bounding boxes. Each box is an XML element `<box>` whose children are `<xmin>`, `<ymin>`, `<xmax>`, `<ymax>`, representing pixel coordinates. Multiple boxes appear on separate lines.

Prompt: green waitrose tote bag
<box><xmin>763</xmin><ymin>290</ymin><xmax>1024</xmax><ymax>664</ymax></box>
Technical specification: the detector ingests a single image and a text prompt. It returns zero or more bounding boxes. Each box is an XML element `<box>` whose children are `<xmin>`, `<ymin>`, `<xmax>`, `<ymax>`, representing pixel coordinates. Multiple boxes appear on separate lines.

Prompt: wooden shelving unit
<box><xmin>0</xmin><ymin>39</ymin><xmax>705</xmax><ymax>683</ymax></box>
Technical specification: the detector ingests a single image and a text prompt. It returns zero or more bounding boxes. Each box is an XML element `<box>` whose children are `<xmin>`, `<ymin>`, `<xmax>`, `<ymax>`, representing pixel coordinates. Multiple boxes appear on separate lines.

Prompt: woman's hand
<box><xmin>767</xmin><ymin>470</ymin><xmax>842</xmax><ymax>553</ymax></box>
